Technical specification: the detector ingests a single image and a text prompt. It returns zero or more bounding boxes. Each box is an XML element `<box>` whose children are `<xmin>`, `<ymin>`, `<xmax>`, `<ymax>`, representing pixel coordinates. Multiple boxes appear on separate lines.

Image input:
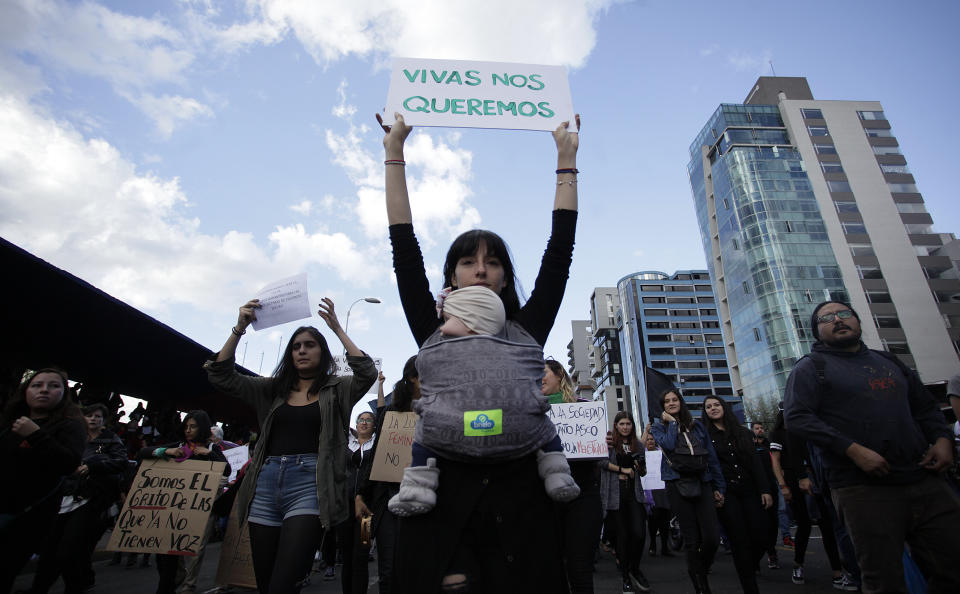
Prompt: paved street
<box><xmin>15</xmin><ymin>528</ymin><xmax>846</xmax><ymax>593</ymax></box>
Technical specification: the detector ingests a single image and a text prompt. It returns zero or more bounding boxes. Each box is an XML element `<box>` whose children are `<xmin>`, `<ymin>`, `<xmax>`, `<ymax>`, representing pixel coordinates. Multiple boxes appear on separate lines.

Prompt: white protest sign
<box><xmin>333</xmin><ymin>356</ymin><xmax>382</xmax><ymax>377</ymax></box>
<box><xmin>222</xmin><ymin>445</ymin><xmax>249</xmax><ymax>483</ymax></box>
<box><xmin>640</xmin><ymin>450</ymin><xmax>665</xmax><ymax>490</ymax></box>
<box><xmin>250</xmin><ymin>273</ymin><xmax>311</xmax><ymax>331</ymax></box>
<box><xmin>547</xmin><ymin>401</ymin><xmax>609</xmax><ymax>460</ymax></box>
<box><xmin>384</xmin><ymin>57</ymin><xmax>575</xmax><ymax>132</ymax></box>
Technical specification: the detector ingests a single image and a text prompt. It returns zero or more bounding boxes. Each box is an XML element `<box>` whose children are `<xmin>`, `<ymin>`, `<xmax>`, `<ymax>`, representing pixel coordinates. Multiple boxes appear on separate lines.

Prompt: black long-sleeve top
<box><xmin>707</xmin><ymin>424</ymin><xmax>771</xmax><ymax>496</ymax></box>
<box><xmin>389</xmin><ymin>209</ymin><xmax>578</xmax><ymax>347</ymax></box>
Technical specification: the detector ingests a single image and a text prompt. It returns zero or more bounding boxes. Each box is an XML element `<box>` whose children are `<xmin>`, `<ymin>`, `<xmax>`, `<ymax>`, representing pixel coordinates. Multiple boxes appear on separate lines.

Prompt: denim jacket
<box><xmin>650</xmin><ymin>420</ymin><xmax>725</xmax><ymax>494</ymax></box>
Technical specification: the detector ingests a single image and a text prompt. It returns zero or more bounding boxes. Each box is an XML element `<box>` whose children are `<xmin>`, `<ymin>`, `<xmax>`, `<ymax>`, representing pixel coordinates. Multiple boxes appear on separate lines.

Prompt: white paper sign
<box><xmin>640</xmin><ymin>450</ymin><xmax>665</xmax><ymax>490</ymax></box>
<box><xmin>250</xmin><ymin>273</ymin><xmax>311</xmax><ymax>331</ymax></box>
<box><xmin>384</xmin><ymin>57</ymin><xmax>575</xmax><ymax>132</ymax></box>
<box><xmin>222</xmin><ymin>445</ymin><xmax>249</xmax><ymax>484</ymax></box>
<box><xmin>547</xmin><ymin>401</ymin><xmax>609</xmax><ymax>460</ymax></box>
<box><xmin>332</xmin><ymin>356</ymin><xmax>382</xmax><ymax>377</ymax></box>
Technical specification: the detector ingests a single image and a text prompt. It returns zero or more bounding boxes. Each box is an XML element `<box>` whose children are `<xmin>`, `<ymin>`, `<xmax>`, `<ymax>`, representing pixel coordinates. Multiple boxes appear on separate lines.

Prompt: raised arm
<box><xmin>317</xmin><ymin>298</ymin><xmax>363</xmax><ymax>357</ymax></box>
<box><xmin>378</xmin><ymin>112</ymin><xmax>414</xmax><ymax>225</ymax></box>
<box><xmin>216</xmin><ymin>299</ymin><xmax>260</xmax><ymax>362</ymax></box>
<box><xmin>553</xmin><ymin>115</ymin><xmax>580</xmax><ymax>212</ymax></box>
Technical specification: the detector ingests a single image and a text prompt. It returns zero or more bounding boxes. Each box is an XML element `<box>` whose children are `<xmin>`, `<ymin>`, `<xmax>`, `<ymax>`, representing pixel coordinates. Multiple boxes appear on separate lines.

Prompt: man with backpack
<box><xmin>784</xmin><ymin>300</ymin><xmax>960</xmax><ymax>593</ymax></box>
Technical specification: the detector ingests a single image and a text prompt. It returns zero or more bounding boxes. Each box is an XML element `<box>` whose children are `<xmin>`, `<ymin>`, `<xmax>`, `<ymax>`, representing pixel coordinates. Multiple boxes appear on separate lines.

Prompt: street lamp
<box><xmin>345</xmin><ymin>297</ymin><xmax>381</xmax><ymax>335</ymax></box>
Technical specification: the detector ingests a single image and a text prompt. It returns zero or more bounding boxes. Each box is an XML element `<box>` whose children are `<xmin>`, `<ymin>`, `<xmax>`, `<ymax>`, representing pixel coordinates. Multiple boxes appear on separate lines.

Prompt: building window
<box><xmin>723</xmin><ymin>197</ymin><xmax>730</xmax><ymax>209</ymax></box>
<box><xmin>650</xmin><ymin>347</ymin><xmax>673</xmax><ymax>355</ymax></box>
<box><xmin>827</xmin><ymin>180</ymin><xmax>852</xmax><ymax>192</ymax></box>
<box><xmin>640</xmin><ymin>285</ymin><xmax>663</xmax><ymax>292</ymax></box>
<box><xmin>642</xmin><ymin>296</ymin><xmax>666</xmax><ymax>303</ymax></box>
<box><xmin>697</xmin><ymin>296</ymin><xmax>715</xmax><ymax>303</ymax></box>
<box><xmin>842</xmin><ymin>222</ymin><xmax>868</xmax><ymax>235</ymax></box>
<box><xmin>848</xmin><ymin>243</ymin><xmax>875</xmax><ymax>257</ymax></box>
<box><xmin>732</xmin><ymin>237</ymin><xmax>739</xmax><ymax>250</ymax></box>
<box><xmin>888</xmin><ymin>182</ymin><xmax>918</xmax><ymax>193</ymax></box>
<box><xmin>742</xmin><ymin>281</ymin><xmax>751</xmax><ymax>294</ymax></box>
<box><xmin>835</xmin><ymin>201</ymin><xmax>859</xmax><ymax>214</ymax></box>
<box><xmin>644</xmin><ymin>309</ymin><xmax>668</xmax><ymax>316</ymax></box>
<box><xmin>858</xmin><ymin>110</ymin><xmax>886</xmax><ymax>121</ymax></box>
<box><xmin>801</xmin><ymin>108</ymin><xmax>824</xmax><ymax>119</ymax></box>
<box><xmin>880</xmin><ymin>163</ymin><xmax>910</xmax><ymax>174</ymax></box>
<box><xmin>905</xmin><ymin>224</ymin><xmax>933</xmax><ymax>235</ymax></box>
<box><xmin>865</xmin><ymin>128</ymin><xmax>894</xmax><ymax>138</ymax></box>
<box><xmin>895</xmin><ymin>203</ymin><xmax>927</xmax><ymax>214</ymax></box>
<box><xmin>882</xmin><ymin>340</ymin><xmax>911</xmax><ymax>355</ymax></box>
<box><xmin>872</xmin><ymin>146</ymin><xmax>902</xmax><ymax>156</ymax></box>
<box><xmin>807</xmin><ymin>126</ymin><xmax>829</xmax><ymax>137</ymax></box>
<box><xmin>873</xmin><ymin>315</ymin><xmax>902</xmax><ymax>329</ymax></box>
<box><xmin>753</xmin><ymin>328</ymin><xmax>761</xmax><ymax>341</ymax></box>
<box><xmin>820</xmin><ymin>162</ymin><xmax>844</xmax><ymax>174</ymax></box>
<box><xmin>857</xmin><ymin>265</ymin><xmax>883</xmax><ymax>279</ymax></box>
<box><xmin>865</xmin><ymin>291</ymin><xmax>892</xmax><ymax>303</ymax></box>
<box><xmin>814</xmin><ymin>143</ymin><xmax>837</xmax><ymax>155</ymax></box>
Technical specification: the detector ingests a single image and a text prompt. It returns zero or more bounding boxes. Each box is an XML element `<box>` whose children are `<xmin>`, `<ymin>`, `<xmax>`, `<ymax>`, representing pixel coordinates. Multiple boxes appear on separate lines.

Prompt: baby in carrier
<box><xmin>388</xmin><ymin>285</ymin><xmax>580</xmax><ymax>516</ymax></box>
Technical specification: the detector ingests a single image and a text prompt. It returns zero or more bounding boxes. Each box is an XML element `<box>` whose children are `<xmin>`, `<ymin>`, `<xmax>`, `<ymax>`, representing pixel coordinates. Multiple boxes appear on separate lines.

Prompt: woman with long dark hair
<box><xmin>139</xmin><ymin>409</ymin><xmax>229</xmax><ymax>594</ymax></box>
<box><xmin>355</xmin><ymin>356</ymin><xmax>419</xmax><ymax>594</ymax></box>
<box><xmin>649</xmin><ymin>390</ymin><xmax>725</xmax><ymax>594</ymax></box>
<box><xmin>702</xmin><ymin>395</ymin><xmax>772</xmax><ymax>594</ymax></box>
<box><xmin>601</xmin><ymin>411</ymin><xmax>651</xmax><ymax>593</ymax></box>
<box><xmin>30</xmin><ymin>403</ymin><xmax>127</xmax><ymax>594</ymax></box>
<box><xmin>379</xmin><ymin>110</ymin><xmax>580</xmax><ymax>593</ymax></box>
<box><xmin>0</xmin><ymin>368</ymin><xmax>86</xmax><ymax>594</ymax></box>
<box><xmin>205</xmin><ymin>298</ymin><xmax>376</xmax><ymax>593</ymax></box>
<box><xmin>542</xmin><ymin>359</ymin><xmax>604</xmax><ymax>593</ymax></box>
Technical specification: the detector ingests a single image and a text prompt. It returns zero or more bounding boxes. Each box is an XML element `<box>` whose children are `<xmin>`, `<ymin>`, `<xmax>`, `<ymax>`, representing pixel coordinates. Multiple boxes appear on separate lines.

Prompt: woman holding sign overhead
<box><xmin>377</xmin><ymin>110</ymin><xmax>579</xmax><ymax>593</ymax></box>
<box><xmin>205</xmin><ymin>298</ymin><xmax>376</xmax><ymax>594</ymax></box>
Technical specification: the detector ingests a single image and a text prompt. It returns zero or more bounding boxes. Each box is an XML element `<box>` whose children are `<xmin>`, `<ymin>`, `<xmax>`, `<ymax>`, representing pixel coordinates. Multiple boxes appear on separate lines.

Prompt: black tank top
<box><xmin>265</xmin><ymin>401</ymin><xmax>322</xmax><ymax>456</ymax></box>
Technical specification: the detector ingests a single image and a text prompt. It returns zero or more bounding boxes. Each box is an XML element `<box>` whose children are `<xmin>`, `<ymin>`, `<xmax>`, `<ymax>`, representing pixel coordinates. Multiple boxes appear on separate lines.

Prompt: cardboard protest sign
<box><xmin>369</xmin><ymin>411</ymin><xmax>418</xmax><ymax>482</ymax></box>
<box><xmin>215</xmin><ymin>503</ymin><xmax>256</xmax><ymax>589</ymax></box>
<box><xmin>222</xmin><ymin>445</ymin><xmax>249</xmax><ymax>483</ymax></box>
<box><xmin>384</xmin><ymin>57</ymin><xmax>575</xmax><ymax>132</ymax></box>
<box><xmin>250</xmin><ymin>273</ymin><xmax>311</xmax><ymax>331</ymax></box>
<box><xmin>107</xmin><ymin>459</ymin><xmax>225</xmax><ymax>556</ymax></box>
<box><xmin>547</xmin><ymin>401</ymin><xmax>609</xmax><ymax>460</ymax></box>
<box><xmin>640</xmin><ymin>450</ymin><xmax>665</xmax><ymax>490</ymax></box>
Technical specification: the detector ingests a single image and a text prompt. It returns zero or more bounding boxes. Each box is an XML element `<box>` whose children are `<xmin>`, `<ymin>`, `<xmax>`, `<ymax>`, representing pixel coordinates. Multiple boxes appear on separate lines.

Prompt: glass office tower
<box><xmin>688</xmin><ymin>104</ymin><xmax>847</xmax><ymax>416</ymax></box>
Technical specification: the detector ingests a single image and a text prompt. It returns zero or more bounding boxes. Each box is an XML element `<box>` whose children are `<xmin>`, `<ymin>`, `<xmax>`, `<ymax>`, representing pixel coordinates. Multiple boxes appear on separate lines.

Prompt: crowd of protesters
<box><xmin>3</xmin><ymin>112</ymin><xmax>960</xmax><ymax>594</ymax></box>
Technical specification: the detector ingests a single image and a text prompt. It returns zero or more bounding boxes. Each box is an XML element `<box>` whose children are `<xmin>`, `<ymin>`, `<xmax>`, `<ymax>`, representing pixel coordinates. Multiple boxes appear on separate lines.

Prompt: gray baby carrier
<box><xmin>413</xmin><ymin>322</ymin><xmax>557</xmax><ymax>462</ymax></box>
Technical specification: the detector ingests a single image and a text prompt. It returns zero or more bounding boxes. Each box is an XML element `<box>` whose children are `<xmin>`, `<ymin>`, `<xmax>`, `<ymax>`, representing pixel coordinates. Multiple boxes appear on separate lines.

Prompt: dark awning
<box><xmin>0</xmin><ymin>236</ymin><xmax>257</xmax><ymax>426</ymax></box>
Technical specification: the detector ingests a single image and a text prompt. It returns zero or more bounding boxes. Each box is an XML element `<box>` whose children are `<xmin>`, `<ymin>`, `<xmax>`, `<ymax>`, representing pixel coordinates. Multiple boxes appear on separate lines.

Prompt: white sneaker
<box><xmin>792</xmin><ymin>565</ymin><xmax>805</xmax><ymax>585</ymax></box>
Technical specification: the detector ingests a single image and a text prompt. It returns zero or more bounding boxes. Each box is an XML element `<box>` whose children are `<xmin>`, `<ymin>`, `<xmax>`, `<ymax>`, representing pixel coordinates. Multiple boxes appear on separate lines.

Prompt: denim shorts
<box><xmin>248</xmin><ymin>454</ymin><xmax>320</xmax><ymax>526</ymax></box>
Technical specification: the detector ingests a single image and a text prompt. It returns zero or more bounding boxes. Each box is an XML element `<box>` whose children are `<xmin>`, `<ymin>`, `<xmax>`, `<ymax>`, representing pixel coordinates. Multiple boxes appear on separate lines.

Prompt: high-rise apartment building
<box><xmin>590</xmin><ymin>287</ymin><xmax>629</xmax><ymax>414</ymax></box>
<box><xmin>566</xmin><ymin>319</ymin><xmax>597</xmax><ymax>400</ymax></box>
<box><xmin>688</xmin><ymin>76</ymin><xmax>960</xmax><ymax>416</ymax></box>
<box><xmin>617</xmin><ymin>270</ymin><xmax>738</xmax><ymax>422</ymax></box>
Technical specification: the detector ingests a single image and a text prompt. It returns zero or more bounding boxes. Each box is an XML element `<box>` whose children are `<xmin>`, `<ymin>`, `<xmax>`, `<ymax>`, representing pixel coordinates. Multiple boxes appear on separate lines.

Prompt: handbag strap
<box><xmin>681</xmin><ymin>430</ymin><xmax>695</xmax><ymax>455</ymax></box>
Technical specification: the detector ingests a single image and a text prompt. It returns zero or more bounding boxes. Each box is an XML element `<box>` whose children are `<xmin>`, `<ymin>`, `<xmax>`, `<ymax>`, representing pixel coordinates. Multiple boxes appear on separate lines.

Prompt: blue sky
<box><xmin>3</xmin><ymin>0</ymin><xmax>959</xmax><ymax>415</ymax></box>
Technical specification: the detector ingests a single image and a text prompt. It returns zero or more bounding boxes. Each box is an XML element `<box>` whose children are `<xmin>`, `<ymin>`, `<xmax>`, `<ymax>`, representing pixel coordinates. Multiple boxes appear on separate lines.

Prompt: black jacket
<box><xmin>63</xmin><ymin>428</ymin><xmax>128</xmax><ymax>505</ymax></box>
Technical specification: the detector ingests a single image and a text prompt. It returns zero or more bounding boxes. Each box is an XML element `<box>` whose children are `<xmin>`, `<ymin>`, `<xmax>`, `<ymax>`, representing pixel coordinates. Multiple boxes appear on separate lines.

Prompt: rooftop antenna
<box><xmin>258</xmin><ymin>352</ymin><xmax>264</xmax><ymax>374</ymax></box>
<box><xmin>241</xmin><ymin>341</ymin><xmax>248</xmax><ymax>367</ymax></box>
<box><xmin>769</xmin><ymin>60</ymin><xmax>777</xmax><ymax>77</ymax></box>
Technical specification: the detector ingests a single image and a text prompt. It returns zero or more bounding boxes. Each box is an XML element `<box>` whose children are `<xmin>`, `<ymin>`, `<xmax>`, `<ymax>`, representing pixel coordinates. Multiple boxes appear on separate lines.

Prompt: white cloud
<box><xmin>0</xmin><ymin>0</ymin><xmax>207</xmax><ymax>135</ymax></box>
<box><xmin>129</xmin><ymin>92</ymin><xmax>214</xmax><ymax>139</ymax></box>
<box><xmin>726</xmin><ymin>49</ymin><xmax>774</xmax><ymax>74</ymax></box>
<box><xmin>0</xmin><ymin>94</ymin><xmax>384</xmax><ymax>313</ymax></box>
<box><xmin>289</xmin><ymin>200</ymin><xmax>313</xmax><ymax>215</ymax></box>
<box><xmin>324</xmin><ymin>86</ymin><xmax>480</xmax><ymax>249</ymax></box>
<box><xmin>223</xmin><ymin>0</ymin><xmax>619</xmax><ymax>68</ymax></box>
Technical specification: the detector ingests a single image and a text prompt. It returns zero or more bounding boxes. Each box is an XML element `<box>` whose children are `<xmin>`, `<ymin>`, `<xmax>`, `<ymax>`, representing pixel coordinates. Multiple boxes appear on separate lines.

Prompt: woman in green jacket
<box><xmin>205</xmin><ymin>297</ymin><xmax>377</xmax><ymax>593</ymax></box>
